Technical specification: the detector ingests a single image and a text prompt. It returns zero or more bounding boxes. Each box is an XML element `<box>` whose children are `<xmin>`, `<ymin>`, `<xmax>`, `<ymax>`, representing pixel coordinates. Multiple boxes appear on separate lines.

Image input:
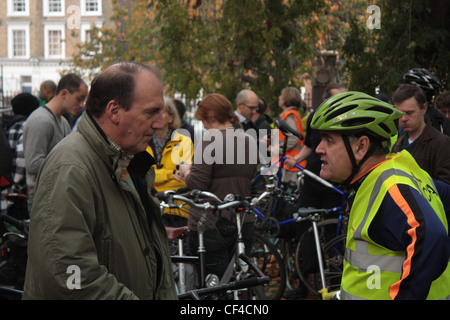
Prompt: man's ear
<box><xmin>59</xmin><ymin>88</ymin><xmax>69</xmax><ymax>98</ymax></box>
<box><xmin>236</xmin><ymin>102</ymin><xmax>244</xmax><ymax>112</ymax></box>
<box><xmin>105</xmin><ymin>100</ymin><xmax>121</xmax><ymax>124</ymax></box>
<box><xmin>422</xmin><ymin>102</ymin><xmax>427</xmax><ymax>116</ymax></box>
<box><xmin>354</xmin><ymin>136</ymin><xmax>371</xmax><ymax>162</ymax></box>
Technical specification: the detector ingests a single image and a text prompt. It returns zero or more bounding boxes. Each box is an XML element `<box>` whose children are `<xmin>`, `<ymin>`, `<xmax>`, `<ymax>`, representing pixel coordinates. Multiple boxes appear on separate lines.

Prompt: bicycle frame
<box><xmin>295</xmin><ymin>207</ymin><xmax>345</xmax><ymax>300</ymax></box>
<box><xmin>251</xmin><ymin>119</ymin><xmax>348</xmax><ymax>299</ymax></box>
<box><xmin>253</xmin><ymin>155</ymin><xmax>347</xmax><ymax>237</ymax></box>
<box><xmin>159</xmin><ymin>191</ymin><xmax>270</xmax><ymax>300</ymax></box>
<box><xmin>252</xmin><ymin>119</ymin><xmax>347</xmax><ymax>233</ymax></box>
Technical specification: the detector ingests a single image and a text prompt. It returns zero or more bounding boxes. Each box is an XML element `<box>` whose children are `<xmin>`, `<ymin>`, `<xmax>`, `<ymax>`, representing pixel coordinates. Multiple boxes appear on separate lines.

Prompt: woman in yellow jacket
<box><xmin>147</xmin><ymin>96</ymin><xmax>193</xmax><ymax>227</ymax></box>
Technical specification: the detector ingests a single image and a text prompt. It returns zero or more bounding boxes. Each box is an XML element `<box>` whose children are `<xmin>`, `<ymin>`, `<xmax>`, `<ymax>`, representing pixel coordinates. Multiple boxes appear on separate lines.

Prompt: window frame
<box><xmin>80</xmin><ymin>22</ymin><xmax>103</xmax><ymax>43</ymax></box>
<box><xmin>81</xmin><ymin>0</ymin><xmax>102</xmax><ymax>16</ymax></box>
<box><xmin>43</xmin><ymin>23</ymin><xmax>66</xmax><ymax>59</ymax></box>
<box><xmin>80</xmin><ymin>22</ymin><xmax>103</xmax><ymax>56</ymax></box>
<box><xmin>7</xmin><ymin>22</ymin><xmax>31</xmax><ymax>59</ymax></box>
<box><xmin>6</xmin><ymin>0</ymin><xmax>30</xmax><ymax>17</ymax></box>
<box><xmin>43</xmin><ymin>0</ymin><xmax>66</xmax><ymax>17</ymax></box>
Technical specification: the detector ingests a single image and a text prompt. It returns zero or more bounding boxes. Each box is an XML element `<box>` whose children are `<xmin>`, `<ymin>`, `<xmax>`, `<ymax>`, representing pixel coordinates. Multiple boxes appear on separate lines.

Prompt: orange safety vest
<box><xmin>275</xmin><ymin>108</ymin><xmax>306</xmax><ymax>171</ymax></box>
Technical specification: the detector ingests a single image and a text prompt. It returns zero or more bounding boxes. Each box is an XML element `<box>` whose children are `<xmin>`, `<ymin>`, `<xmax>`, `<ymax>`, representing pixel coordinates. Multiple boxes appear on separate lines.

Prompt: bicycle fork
<box><xmin>235</xmin><ymin>211</ymin><xmax>249</xmax><ymax>273</ymax></box>
<box><xmin>311</xmin><ymin>221</ymin><xmax>326</xmax><ymax>290</ymax></box>
<box><xmin>198</xmin><ymin>213</ymin><xmax>207</xmax><ymax>288</ymax></box>
<box><xmin>178</xmin><ymin>237</ymin><xmax>186</xmax><ymax>293</ymax></box>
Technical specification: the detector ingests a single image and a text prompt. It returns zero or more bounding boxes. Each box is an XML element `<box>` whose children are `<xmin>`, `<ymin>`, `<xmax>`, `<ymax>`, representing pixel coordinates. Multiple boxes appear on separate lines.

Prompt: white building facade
<box><xmin>0</xmin><ymin>0</ymin><xmax>113</xmax><ymax>106</ymax></box>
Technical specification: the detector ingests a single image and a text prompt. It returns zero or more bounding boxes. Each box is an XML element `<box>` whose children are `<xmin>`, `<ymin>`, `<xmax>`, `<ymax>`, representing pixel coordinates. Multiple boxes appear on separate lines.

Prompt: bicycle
<box><xmin>0</xmin><ymin>193</ymin><xmax>29</xmax><ymax>300</ymax></box>
<box><xmin>157</xmin><ymin>188</ymin><xmax>282</xmax><ymax>300</ymax></box>
<box><xmin>293</xmin><ymin>208</ymin><xmax>347</xmax><ymax>300</ymax></box>
<box><xmin>251</xmin><ymin>119</ymin><xmax>348</xmax><ymax>299</ymax></box>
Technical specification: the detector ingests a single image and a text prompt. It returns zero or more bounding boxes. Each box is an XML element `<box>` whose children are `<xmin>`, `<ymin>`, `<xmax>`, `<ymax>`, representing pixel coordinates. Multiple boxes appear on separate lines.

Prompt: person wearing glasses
<box><xmin>233</xmin><ymin>89</ymin><xmax>260</xmax><ymax>137</ymax></box>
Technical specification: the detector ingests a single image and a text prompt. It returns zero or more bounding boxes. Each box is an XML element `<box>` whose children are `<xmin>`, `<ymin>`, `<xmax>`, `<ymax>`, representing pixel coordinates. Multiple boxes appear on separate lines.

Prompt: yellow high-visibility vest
<box><xmin>341</xmin><ymin>150</ymin><xmax>450</xmax><ymax>300</ymax></box>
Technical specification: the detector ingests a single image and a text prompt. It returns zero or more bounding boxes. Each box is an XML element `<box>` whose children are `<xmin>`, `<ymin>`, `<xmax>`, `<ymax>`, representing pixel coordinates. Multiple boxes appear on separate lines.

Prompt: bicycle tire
<box><xmin>294</xmin><ymin>218</ymin><xmax>346</xmax><ymax>298</ymax></box>
<box><xmin>250</xmin><ymin>233</ymin><xmax>287</xmax><ymax>300</ymax></box>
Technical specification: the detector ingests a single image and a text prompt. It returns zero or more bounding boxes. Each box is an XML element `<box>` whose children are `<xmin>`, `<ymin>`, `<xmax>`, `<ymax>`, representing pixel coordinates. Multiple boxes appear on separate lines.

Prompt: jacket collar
<box><xmin>419</xmin><ymin>119</ymin><xmax>434</xmax><ymax>141</ymax></box>
<box><xmin>78</xmin><ymin>111</ymin><xmax>155</xmax><ymax>179</ymax></box>
<box><xmin>78</xmin><ymin>111</ymin><xmax>120</xmax><ymax>160</ymax></box>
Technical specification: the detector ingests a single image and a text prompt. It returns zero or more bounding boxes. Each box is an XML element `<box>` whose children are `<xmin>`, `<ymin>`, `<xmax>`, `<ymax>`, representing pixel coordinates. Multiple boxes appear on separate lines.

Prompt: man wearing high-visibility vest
<box><xmin>311</xmin><ymin>91</ymin><xmax>450</xmax><ymax>300</ymax></box>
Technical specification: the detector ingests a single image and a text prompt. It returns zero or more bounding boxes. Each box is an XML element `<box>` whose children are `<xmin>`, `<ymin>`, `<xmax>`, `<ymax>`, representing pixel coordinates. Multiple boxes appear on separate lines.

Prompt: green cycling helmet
<box><xmin>311</xmin><ymin>91</ymin><xmax>404</xmax><ymax>140</ymax></box>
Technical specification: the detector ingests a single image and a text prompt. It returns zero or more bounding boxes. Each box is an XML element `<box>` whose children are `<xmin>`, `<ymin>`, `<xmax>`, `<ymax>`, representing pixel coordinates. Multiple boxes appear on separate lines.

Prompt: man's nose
<box><xmin>151</xmin><ymin>111</ymin><xmax>164</xmax><ymax>129</ymax></box>
<box><xmin>315</xmin><ymin>140</ymin><xmax>325</xmax><ymax>155</ymax></box>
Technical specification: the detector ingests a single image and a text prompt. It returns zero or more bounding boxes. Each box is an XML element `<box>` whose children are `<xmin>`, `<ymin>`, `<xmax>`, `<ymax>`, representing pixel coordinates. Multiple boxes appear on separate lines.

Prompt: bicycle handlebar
<box><xmin>293</xmin><ymin>165</ymin><xmax>345</xmax><ymax>197</ymax></box>
<box><xmin>157</xmin><ymin>189</ymin><xmax>250</xmax><ymax>211</ymax></box>
<box><xmin>0</xmin><ymin>213</ymin><xmax>29</xmax><ymax>236</ymax></box>
<box><xmin>157</xmin><ymin>188</ymin><xmax>223</xmax><ymax>203</ymax></box>
<box><xmin>275</xmin><ymin>119</ymin><xmax>304</xmax><ymax>140</ymax></box>
<box><xmin>171</xmin><ymin>194</ymin><xmax>244</xmax><ymax>211</ymax></box>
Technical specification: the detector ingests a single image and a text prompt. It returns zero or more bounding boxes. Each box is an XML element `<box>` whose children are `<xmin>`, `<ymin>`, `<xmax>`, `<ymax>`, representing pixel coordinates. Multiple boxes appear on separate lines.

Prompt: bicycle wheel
<box><xmin>250</xmin><ymin>233</ymin><xmax>287</xmax><ymax>300</ymax></box>
<box><xmin>294</xmin><ymin>218</ymin><xmax>346</xmax><ymax>298</ymax></box>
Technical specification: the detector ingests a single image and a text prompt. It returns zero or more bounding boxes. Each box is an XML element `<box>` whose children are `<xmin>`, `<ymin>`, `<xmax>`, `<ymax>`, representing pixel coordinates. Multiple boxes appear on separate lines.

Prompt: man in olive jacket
<box><xmin>23</xmin><ymin>62</ymin><xmax>177</xmax><ymax>299</ymax></box>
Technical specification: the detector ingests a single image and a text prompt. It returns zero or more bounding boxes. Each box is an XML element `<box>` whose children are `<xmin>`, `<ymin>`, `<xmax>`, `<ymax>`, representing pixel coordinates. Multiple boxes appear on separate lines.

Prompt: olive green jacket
<box><xmin>23</xmin><ymin>112</ymin><xmax>177</xmax><ymax>300</ymax></box>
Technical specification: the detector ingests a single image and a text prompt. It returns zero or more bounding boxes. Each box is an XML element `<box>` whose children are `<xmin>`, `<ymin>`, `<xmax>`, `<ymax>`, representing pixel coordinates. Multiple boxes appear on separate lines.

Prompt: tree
<box><xmin>70</xmin><ymin>0</ymin><xmax>366</xmax><ymax>115</ymax></box>
<box><xmin>149</xmin><ymin>0</ymin><xmax>332</xmax><ymax>112</ymax></box>
<box><xmin>70</xmin><ymin>1</ymin><xmax>330</xmax><ymax>111</ymax></box>
<box><xmin>342</xmin><ymin>0</ymin><xmax>450</xmax><ymax>96</ymax></box>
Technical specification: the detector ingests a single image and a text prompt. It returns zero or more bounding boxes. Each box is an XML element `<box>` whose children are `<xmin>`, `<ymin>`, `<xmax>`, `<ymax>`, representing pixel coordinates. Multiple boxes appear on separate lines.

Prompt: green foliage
<box><xmin>71</xmin><ymin>0</ymin><xmax>382</xmax><ymax>117</ymax></box>
<box><xmin>70</xmin><ymin>0</ymin><xmax>331</xmax><ymax>114</ymax></box>
<box><xmin>342</xmin><ymin>0</ymin><xmax>450</xmax><ymax>97</ymax></box>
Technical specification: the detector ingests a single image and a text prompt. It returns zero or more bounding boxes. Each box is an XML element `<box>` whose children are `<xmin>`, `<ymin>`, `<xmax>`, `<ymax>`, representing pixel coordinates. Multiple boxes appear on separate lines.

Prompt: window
<box><xmin>13</xmin><ymin>30</ymin><xmax>27</xmax><ymax>57</ymax></box>
<box><xmin>85</xmin><ymin>0</ymin><xmax>98</xmax><ymax>12</ymax></box>
<box><xmin>80</xmin><ymin>22</ymin><xmax>103</xmax><ymax>56</ymax></box>
<box><xmin>7</xmin><ymin>22</ymin><xmax>30</xmax><ymax>59</ymax></box>
<box><xmin>20</xmin><ymin>76</ymin><xmax>32</xmax><ymax>93</ymax></box>
<box><xmin>81</xmin><ymin>0</ymin><xmax>102</xmax><ymax>16</ymax></box>
<box><xmin>7</xmin><ymin>0</ymin><xmax>30</xmax><ymax>16</ymax></box>
<box><xmin>80</xmin><ymin>22</ymin><xmax>102</xmax><ymax>43</ymax></box>
<box><xmin>48</xmin><ymin>30</ymin><xmax>62</xmax><ymax>56</ymax></box>
<box><xmin>44</xmin><ymin>24</ymin><xmax>65</xmax><ymax>59</ymax></box>
<box><xmin>43</xmin><ymin>0</ymin><xmax>65</xmax><ymax>17</ymax></box>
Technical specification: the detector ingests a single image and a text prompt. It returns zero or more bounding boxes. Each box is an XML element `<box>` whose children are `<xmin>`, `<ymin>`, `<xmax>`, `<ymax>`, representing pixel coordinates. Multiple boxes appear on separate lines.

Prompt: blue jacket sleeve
<box><xmin>369</xmin><ymin>183</ymin><xmax>449</xmax><ymax>300</ymax></box>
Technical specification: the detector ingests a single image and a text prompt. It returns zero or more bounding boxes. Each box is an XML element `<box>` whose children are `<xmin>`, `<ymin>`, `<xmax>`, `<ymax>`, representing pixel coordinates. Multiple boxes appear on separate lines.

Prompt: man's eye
<box><xmin>148</xmin><ymin>108</ymin><xmax>161</xmax><ymax>117</ymax></box>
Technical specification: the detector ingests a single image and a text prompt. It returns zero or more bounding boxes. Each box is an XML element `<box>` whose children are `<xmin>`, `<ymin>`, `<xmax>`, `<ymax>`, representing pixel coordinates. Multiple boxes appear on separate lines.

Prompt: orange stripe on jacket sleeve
<box><xmin>387</xmin><ymin>184</ymin><xmax>421</xmax><ymax>300</ymax></box>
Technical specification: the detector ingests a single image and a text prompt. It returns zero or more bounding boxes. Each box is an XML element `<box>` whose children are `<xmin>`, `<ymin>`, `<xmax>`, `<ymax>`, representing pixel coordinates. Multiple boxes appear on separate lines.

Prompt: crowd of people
<box><xmin>0</xmin><ymin>62</ymin><xmax>449</xmax><ymax>300</ymax></box>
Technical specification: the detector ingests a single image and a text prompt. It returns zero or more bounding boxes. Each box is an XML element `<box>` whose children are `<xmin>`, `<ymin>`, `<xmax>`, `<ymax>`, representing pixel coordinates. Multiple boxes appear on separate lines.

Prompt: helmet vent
<box><xmin>341</xmin><ymin>117</ymin><xmax>374</xmax><ymax>127</ymax></box>
<box><xmin>378</xmin><ymin>122</ymin><xmax>390</xmax><ymax>135</ymax></box>
<box><xmin>325</xmin><ymin>104</ymin><xmax>357</xmax><ymax>122</ymax></box>
<box><xmin>324</xmin><ymin>94</ymin><xmax>353</xmax><ymax>113</ymax></box>
<box><xmin>367</xmin><ymin>105</ymin><xmax>393</xmax><ymax>115</ymax></box>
